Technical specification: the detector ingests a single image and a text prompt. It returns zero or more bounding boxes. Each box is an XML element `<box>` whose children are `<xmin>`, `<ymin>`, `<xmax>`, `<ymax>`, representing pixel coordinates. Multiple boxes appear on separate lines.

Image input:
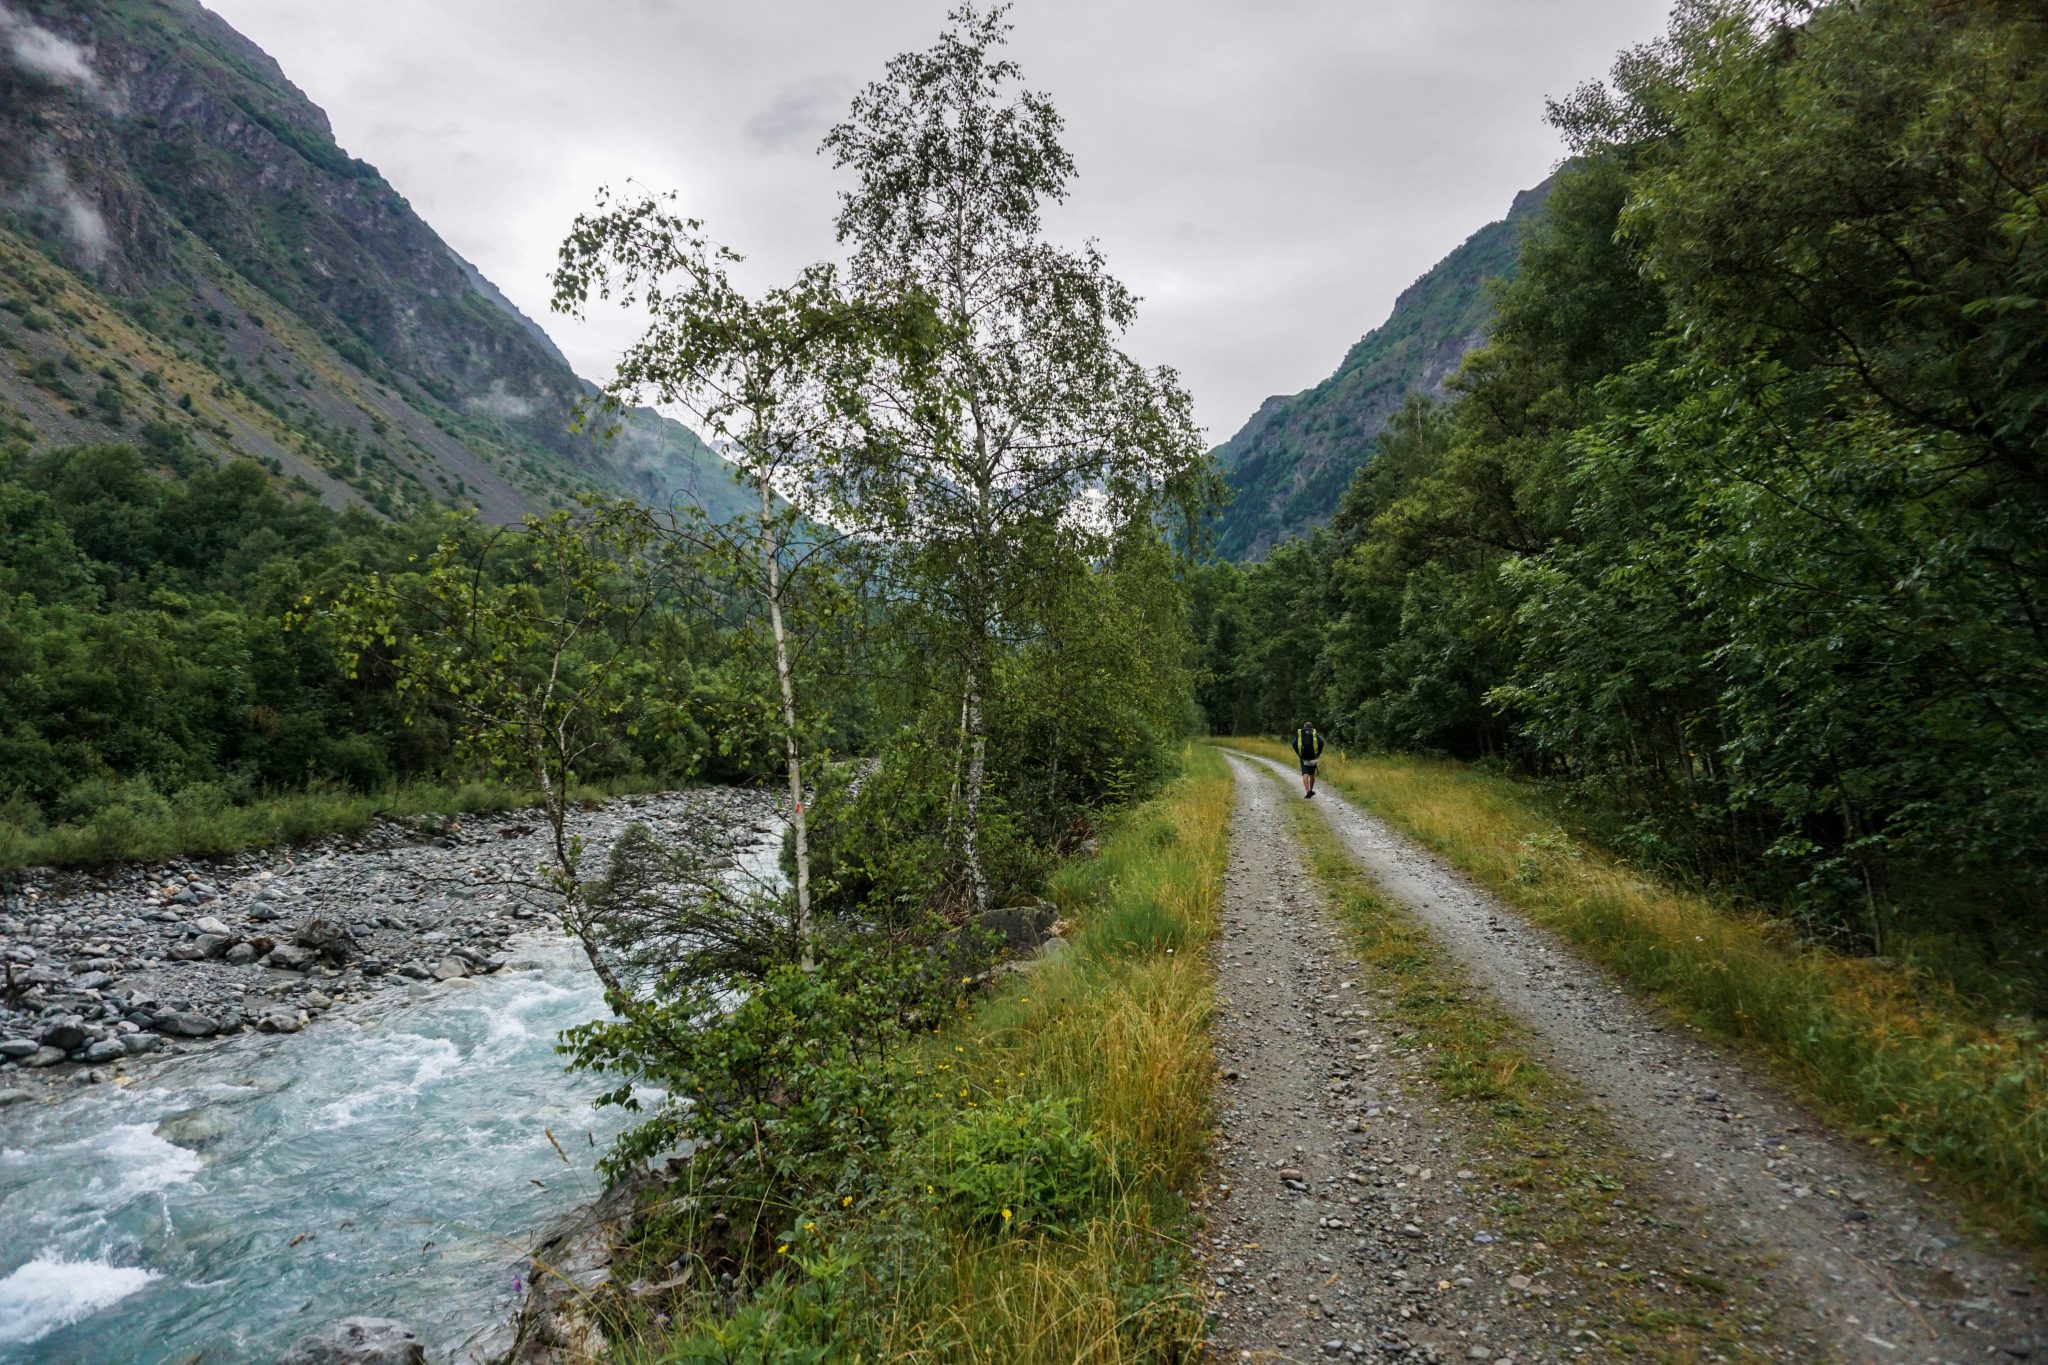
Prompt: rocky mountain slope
<box><xmin>1210</xmin><ymin>178</ymin><xmax>1553</xmax><ymax>560</ymax></box>
<box><xmin>0</xmin><ymin>0</ymin><xmax>750</xmax><ymax>522</ymax></box>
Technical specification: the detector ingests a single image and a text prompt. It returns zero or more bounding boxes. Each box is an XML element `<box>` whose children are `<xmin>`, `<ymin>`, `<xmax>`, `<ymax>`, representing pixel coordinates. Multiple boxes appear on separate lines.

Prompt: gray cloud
<box><xmin>202</xmin><ymin>0</ymin><xmax>1675</xmax><ymax>443</ymax></box>
<box><xmin>743</xmin><ymin>75</ymin><xmax>855</xmax><ymax>153</ymax></box>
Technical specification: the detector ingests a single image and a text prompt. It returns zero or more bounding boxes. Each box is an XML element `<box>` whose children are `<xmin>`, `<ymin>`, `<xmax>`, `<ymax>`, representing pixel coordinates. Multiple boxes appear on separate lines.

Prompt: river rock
<box><xmin>38</xmin><ymin>1018</ymin><xmax>87</xmax><ymax>1051</ymax></box>
<box><xmin>0</xmin><ymin>1038</ymin><xmax>39</xmax><ymax>1059</ymax></box>
<box><xmin>431</xmin><ymin>956</ymin><xmax>469</xmax><ymax>981</ymax></box>
<box><xmin>277</xmin><ymin>1316</ymin><xmax>426</xmax><ymax>1365</ymax></box>
<box><xmin>193</xmin><ymin>933</ymin><xmax>233</xmax><ymax>959</ymax></box>
<box><xmin>122</xmin><ymin>1032</ymin><xmax>162</xmax><ymax>1055</ymax></box>
<box><xmin>85</xmin><ymin>1038</ymin><xmax>126</xmax><ymax>1063</ymax></box>
<box><xmin>156</xmin><ymin>1010</ymin><xmax>219</xmax><ymax>1037</ymax></box>
<box><xmin>294</xmin><ymin>918</ymin><xmax>355</xmax><ymax>965</ymax></box>
<box><xmin>977</xmin><ymin>901</ymin><xmax>1058</xmax><ymax>952</ymax></box>
<box><xmin>0</xmin><ymin>1087</ymin><xmax>32</xmax><ymax>1106</ymax></box>
<box><xmin>157</xmin><ymin>1107</ymin><xmax>235</xmax><ymax>1146</ymax></box>
<box><xmin>225</xmin><ymin>943</ymin><xmax>258</xmax><ymax>966</ymax></box>
<box><xmin>24</xmin><ymin>1046</ymin><xmax>64</xmax><ymax>1067</ymax></box>
<box><xmin>256</xmin><ymin>1009</ymin><xmax>305</xmax><ymax>1034</ymax></box>
<box><xmin>265</xmin><ymin>944</ymin><xmax>315</xmax><ymax>972</ymax></box>
<box><xmin>191</xmin><ymin>916</ymin><xmax>231</xmax><ymax>937</ymax></box>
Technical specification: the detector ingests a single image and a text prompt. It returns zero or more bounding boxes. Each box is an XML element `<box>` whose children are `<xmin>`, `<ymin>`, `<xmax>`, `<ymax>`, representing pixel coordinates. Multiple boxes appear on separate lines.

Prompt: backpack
<box><xmin>1297</xmin><ymin>725</ymin><xmax>1322</xmax><ymax>761</ymax></box>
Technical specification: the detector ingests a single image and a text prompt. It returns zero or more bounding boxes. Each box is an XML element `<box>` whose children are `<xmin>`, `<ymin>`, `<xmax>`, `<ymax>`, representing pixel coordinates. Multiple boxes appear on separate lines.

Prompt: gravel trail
<box><xmin>1199</xmin><ymin>754</ymin><xmax>1590</xmax><ymax>1363</ymax></box>
<box><xmin>1232</xmin><ymin>748</ymin><xmax>2043</xmax><ymax>1363</ymax></box>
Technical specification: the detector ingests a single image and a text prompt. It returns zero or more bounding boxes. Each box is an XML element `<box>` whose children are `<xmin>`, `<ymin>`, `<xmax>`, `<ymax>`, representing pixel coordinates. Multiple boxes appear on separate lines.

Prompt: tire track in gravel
<box><xmin>1231</xmin><ymin>748</ymin><xmax>2044</xmax><ymax>1364</ymax></box>
<box><xmin>1199</xmin><ymin>754</ymin><xmax>1597</xmax><ymax>1364</ymax></box>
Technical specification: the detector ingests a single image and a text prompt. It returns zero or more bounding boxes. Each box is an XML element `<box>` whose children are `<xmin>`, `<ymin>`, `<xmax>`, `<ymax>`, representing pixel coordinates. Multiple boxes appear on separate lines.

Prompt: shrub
<box><xmin>929</xmin><ymin>1095</ymin><xmax>1108</xmax><ymax>1232</ymax></box>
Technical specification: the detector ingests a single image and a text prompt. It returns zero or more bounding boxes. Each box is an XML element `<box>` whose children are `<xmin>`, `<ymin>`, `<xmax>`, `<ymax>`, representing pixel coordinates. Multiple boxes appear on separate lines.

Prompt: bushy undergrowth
<box><xmin>597</xmin><ymin>745</ymin><xmax>1230</xmax><ymax>1362</ymax></box>
<box><xmin>1231</xmin><ymin>739</ymin><xmax>2048</xmax><ymax>1246</ymax></box>
<box><xmin>0</xmin><ymin>773</ymin><xmax>672</xmax><ymax>871</ymax></box>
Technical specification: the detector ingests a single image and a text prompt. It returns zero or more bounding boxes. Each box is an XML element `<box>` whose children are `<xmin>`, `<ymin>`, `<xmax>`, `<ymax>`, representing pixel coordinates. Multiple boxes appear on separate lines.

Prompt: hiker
<box><xmin>1291</xmin><ymin>722</ymin><xmax>1323</xmax><ymax>798</ymax></box>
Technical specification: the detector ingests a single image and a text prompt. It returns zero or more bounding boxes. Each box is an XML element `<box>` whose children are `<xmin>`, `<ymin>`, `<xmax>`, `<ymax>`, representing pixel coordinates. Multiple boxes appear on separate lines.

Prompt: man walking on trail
<box><xmin>1292</xmin><ymin>722</ymin><xmax>1323</xmax><ymax>798</ymax></box>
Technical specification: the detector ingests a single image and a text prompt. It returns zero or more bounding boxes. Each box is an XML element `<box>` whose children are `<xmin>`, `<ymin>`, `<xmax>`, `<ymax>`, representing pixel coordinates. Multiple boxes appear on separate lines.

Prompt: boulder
<box><xmin>975</xmin><ymin>901</ymin><xmax>1059</xmax><ymax>953</ymax></box>
<box><xmin>224</xmin><ymin>943</ymin><xmax>258</xmax><ymax>966</ymax></box>
<box><xmin>38</xmin><ymin>1018</ymin><xmax>87</xmax><ymax>1051</ymax></box>
<box><xmin>277</xmin><ymin>1316</ymin><xmax>426</xmax><ymax>1365</ymax></box>
<box><xmin>264</xmin><ymin>944</ymin><xmax>316</xmax><ymax>972</ymax></box>
<box><xmin>431</xmin><ymin>956</ymin><xmax>470</xmax><ymax>982</ymax></box>
<box><xmin>84</xmin><ymin>1038</ymin><xmax>126</xmax><ymax>1063</ymax></box>
<box><xmin>122</xmin><ymin>1032</ymin><xmax>162</xmax><ymax>1056</ymax></box>
<box><xmin>192</xmin><ymin>934</ymin><xmax>233</xmax><ymax>960</ymax></box>
<box><xmin>155</xmin><ymin>1011</ymin><xmax>219</xmax><ymax>1038</ymax></box>
<box><xmin>293</xmin><ymin>919</ymin><xmax>355</xmax><ymax>965</ymax></box>
<box><xmin>256</xmin><ymin>1009</ymin><xmax>305</xmax><ymax>1034</ymax></box>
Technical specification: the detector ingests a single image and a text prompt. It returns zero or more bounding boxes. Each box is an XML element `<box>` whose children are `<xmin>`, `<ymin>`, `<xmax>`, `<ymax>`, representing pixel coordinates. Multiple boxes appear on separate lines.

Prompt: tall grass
<box><xmin>639</xmin><ymin>745</ymin><xmax>1232</xmax><ymax>1362</ymax></box>
<box><xmin>0</xmin><ymin>773</ymin><xmax>679</xmax><ymax>872</ymax></box>
<box><xmin>1226</xmin><ymin>739</ymin><xmax>2048</xmax><ymax>1247</ymax></box>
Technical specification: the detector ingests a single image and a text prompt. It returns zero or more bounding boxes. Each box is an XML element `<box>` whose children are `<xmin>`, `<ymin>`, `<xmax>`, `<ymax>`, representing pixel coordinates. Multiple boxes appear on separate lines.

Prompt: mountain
<box><xmin>1209</xmin><ymin>178</ymin><xmax>1554</xmax><ymax>560</ymax></box>
<box><xmin>0</xmin><ymin>0</ymin><xmax>752</xmax><ymax>523</ymax></box>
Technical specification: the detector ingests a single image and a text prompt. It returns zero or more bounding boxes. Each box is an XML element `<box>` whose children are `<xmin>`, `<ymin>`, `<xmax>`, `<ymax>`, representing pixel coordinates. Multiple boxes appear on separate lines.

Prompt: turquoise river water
<box><xmin>0</xmin><ymin>828</ymin><xmax>780</xmax><ymax>1363</ymax></box>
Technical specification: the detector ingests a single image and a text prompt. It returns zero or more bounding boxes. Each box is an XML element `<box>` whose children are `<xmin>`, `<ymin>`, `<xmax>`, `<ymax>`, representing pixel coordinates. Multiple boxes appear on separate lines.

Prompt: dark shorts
<box><xmin>1300</xmin><ymin>758</ymin><xmax>1318</xmax><ymax>775</ymax></box>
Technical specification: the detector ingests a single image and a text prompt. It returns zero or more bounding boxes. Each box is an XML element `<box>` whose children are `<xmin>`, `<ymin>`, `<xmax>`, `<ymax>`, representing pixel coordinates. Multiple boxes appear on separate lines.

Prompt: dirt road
<box><xmin>1202</xmin><ymin>750</ymin><xmax>2041</xmax><ymax>1363</ymax></box>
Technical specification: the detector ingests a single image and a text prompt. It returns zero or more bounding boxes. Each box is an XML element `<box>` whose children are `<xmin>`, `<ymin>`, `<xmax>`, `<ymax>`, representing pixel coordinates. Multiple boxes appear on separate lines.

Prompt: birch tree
<box><xmin>822</xmin><ymin>3</ymin><xmax>1207</xmax><ymax>913</ymax></box>
<box><xmin>552</xmin><ymin>196</ymin><xmax>884</xmax><ymax>963</ymax></box>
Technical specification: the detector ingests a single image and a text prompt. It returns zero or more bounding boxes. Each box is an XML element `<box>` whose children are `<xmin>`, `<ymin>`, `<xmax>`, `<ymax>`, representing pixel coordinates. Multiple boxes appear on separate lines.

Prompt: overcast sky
<box><xmin>203</xmin><ymin>0</ymin><xmax>1670</xmax><ymax>444</ymax></box>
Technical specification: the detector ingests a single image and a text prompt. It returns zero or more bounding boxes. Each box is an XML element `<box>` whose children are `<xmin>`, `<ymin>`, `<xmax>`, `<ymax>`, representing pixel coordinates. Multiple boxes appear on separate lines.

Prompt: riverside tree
<box><xmin>552</xmin><ymin>195</ymin><xmax>894</xmax><ymax>966</ymax></box>
<box><xmin>320</xmin><ymin>504</ymin><xmax>672</xmax><ymax>993</ymax></box>
<box><xmin>821</xmin><ymin>3</ymin><xmax>1208</xmax><ymax>913</ymax></box>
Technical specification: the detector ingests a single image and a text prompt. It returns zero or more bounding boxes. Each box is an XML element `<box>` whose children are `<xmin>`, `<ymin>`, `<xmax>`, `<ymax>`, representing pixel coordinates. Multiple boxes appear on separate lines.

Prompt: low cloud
<box><xmin>0</xmin><ymin>1</ymin><xmax>111</xmax><ymax>103</ymax></box>
<box><xmin>466</xmin><ymin>379</ymin><xmax>535</xmax><ymax>421</ymax></box>
<box><xmin>742</xmin><ymin>75</ymin><xmax>852</xmax><ymax>154</ymax></box>
<box><xmin>6</xmin><ymin>150</ymin><xmax>113</xmax><ymax>267</ymax></box>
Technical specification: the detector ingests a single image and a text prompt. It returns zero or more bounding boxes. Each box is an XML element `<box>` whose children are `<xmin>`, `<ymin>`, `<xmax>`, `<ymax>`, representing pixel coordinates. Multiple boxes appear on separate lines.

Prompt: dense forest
<box><xmin>0</xmin><ymin>430</ymin><xmax>768</xmax><ymax>848</ymax></box>
<box><xmin>1198</xmin><ymin>0</ymin><xmax>2048</xmax><ymax>976</ymax></box>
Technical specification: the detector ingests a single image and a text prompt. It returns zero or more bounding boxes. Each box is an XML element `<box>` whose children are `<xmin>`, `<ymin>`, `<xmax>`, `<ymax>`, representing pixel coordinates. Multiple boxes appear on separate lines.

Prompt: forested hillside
<box><xmin>0</xmin><ymin>0</ymin><xmax>749</xmax><ymax>523</ymax></box>
<box><xmin>1199</xmin><ymin>0</ymin><xmax>2048</xmax><ymax>983</ymax></box>
<box><xmin>1209</xmin><ymin>179</ymin><xmax>1550</xmax><ymax>559</ymax></box>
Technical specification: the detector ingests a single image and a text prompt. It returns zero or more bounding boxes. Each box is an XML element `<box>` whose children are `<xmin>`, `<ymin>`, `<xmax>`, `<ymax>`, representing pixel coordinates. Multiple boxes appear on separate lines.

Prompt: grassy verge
<box><xmin>630</xmin><ymin>744</ymin><xmax>1232</xmax><ymax>1362</ymax></box>
<box><xmin>0</xmin><ymin>772</ymin><xmax>680</xmax><ymax>872</ymax></box>
<box><xmin>1272</xmin><ymin>779</ymin><xmax>1787</xmax><ymax>1360</ymax></box>
<box><xmin>1227</xmin><ymin>738</ymin><xmax>2048</xmax><ymax>1249</ymax></box>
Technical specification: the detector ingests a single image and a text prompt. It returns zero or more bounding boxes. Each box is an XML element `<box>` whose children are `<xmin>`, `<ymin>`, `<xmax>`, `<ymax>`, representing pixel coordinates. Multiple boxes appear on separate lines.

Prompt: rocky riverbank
<box><xmin>0</xmin><ymin>788</ymin><xmax>779</xmax><ymax>1106</ymax></box>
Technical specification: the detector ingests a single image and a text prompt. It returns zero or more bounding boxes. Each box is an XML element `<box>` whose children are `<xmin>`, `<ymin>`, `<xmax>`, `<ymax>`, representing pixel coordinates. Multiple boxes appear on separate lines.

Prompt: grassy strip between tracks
<box><xmin>625</xmin><ymin>744</ymin><xmax>1232</xmax><ymax>1363</ymax></box>
<box><xmin>1269</xmin><ymin>769</ymin><xmax>1788</xmax><ymax>1361</ymax></box>
<box><xmin>1227</xmin><ymin>738</ymin><xmax>2048</xmax><ymax>1254</ymax></box>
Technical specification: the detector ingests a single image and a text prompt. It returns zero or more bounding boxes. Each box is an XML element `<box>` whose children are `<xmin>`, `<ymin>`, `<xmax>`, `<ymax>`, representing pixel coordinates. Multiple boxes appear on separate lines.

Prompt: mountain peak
<box><xmin>1208</xmin><ymin>181</ymin><xmax>1551</xmax><ymax>560</ymax></box>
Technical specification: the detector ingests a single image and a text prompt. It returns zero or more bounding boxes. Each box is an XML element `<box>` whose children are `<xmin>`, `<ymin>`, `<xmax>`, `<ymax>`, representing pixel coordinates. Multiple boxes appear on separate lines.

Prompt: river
<box><xmin>0</xmin><ymin>812</ymin><xmax>783</xmax><ymax>1363</ymax></box>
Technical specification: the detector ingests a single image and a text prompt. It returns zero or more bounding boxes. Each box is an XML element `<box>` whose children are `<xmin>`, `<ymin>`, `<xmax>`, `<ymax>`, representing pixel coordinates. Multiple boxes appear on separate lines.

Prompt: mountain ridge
<box><xmin>1210</xmin><ymin>177</ymin><xmax>1553</xmax><ymax>560</ymax></box>
<box><xmin>0</xmin><ymin>0</ymin><xmax>750</xmax><ymax>523</ymax></box>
